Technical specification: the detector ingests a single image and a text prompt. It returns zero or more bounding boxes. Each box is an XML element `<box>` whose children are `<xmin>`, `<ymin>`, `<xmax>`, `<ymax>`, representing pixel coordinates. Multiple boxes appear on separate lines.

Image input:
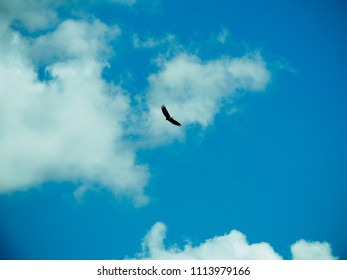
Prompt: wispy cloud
<box><xmin>31</xmin><ymin>19</ymin><xmax>121</xmax><ymax>63</ymax></box>
<box><xmin>135</xmin><ymin>222</ymin><xmax>337</xmax><ymax>260</ymax></box>
<box><xmin>216</xmin><ymin>27</ymin><xmax>230</xmax><ymax>44</ymax></box>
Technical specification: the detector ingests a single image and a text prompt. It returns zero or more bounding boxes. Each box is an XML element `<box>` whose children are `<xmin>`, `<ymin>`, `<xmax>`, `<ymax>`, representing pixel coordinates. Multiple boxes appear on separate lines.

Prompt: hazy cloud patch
<box><xmin>110</xmin><ymin>0</ymin><xmax>137</xmax><ymax>6</ymax></box>
<box><xmin>216</xmin><ymin>27</ymin><xmax>230</xmax><ymax>44</ymax></box>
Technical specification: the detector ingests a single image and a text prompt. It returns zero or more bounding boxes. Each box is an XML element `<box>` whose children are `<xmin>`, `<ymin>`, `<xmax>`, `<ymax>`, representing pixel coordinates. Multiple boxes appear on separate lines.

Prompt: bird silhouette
<box><xmin>161</xmin><ymin>105</ymin><xmax>181</xmax><ymax>126</ymax></box>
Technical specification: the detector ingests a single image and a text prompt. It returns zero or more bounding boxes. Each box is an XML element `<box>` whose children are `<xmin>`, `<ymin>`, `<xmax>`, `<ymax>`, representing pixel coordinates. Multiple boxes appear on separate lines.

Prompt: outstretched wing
<box><xmin>161</xmin><ymin>105</ymin><xmax>171</xmax><ymax>119</ymax></box>
<box><xmin>161</xmin><ymin>105</ymin><xmax>182</xmax><ymax>126</ymax></box>
<box><xmin>168</xmin><ymin>118</ymin><xmax>181</xmax><ymax>126</ymax></box>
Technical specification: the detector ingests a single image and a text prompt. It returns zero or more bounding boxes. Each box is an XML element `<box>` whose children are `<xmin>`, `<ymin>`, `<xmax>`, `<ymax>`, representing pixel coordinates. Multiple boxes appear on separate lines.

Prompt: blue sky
<box><xmin>0</xmin><ymin>0</ymin><xmax>346</xmax><ymax>260</ymax></box>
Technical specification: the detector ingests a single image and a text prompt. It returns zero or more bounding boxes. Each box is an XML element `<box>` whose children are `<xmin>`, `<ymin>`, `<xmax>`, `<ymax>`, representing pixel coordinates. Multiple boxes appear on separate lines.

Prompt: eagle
<box><xmin>161</xmin><ymin>105</ymin><xmax>181</xmax><ymax>126</ymax></box>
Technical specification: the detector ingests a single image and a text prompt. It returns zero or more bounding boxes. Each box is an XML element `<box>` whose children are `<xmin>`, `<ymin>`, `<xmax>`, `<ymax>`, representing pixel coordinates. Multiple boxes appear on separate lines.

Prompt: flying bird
<box><xmin>161</xmin><ymin>105</ymin><xmax>181</xmax><ymax>126</ymax></box>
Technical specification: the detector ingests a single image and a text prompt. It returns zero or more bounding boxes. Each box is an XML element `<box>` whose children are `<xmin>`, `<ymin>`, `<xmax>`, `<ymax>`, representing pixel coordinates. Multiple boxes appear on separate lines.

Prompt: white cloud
<box><xmin>0</xmin><ymin>0</ymin><xmax>59</xmax><ymax>31</ymax></box>
<box><xmin>135</xmin><ymin>222</ymin><xmax>337</xmax><ymax>260</ymax></box>
<box><xmin>137</xmin><ymin>222</ymin><xmax>282</xmax><ymax>259</ymax></box>
<box><xmin>139</xmin><ymin>52</ymin><xmax>270</xmax><ymax>146</ymax></box>
<box><xmin>0</xmin><ymin>19</ymin><xmax>149</xmax><ymax>206</ymax></box>
<box><xmin>291</xmin><ymin>239</ymin><xmax>337</xmax><ymax>260</ymax></box>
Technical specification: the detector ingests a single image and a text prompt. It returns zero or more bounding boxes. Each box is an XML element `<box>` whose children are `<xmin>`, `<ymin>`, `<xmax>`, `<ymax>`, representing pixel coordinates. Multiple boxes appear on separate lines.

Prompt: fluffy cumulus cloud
<box><xmin>140</xmin><ymin>52</ymin><xmax>270</xmax><ymax>145</ymax></box>
<box><xmin>135</xmin><ymin>222</ymin><xmax>337</xmax><ymax>260</ymax></box>
<box><xmin>0</xmin><ymin>13</ymin><xmax>149</xmax><ymax>205</ymax></box>
<box><xmin>291</xmin><ymin>239</ymin><xmax>337</xmax><ymax>260</ymax></box>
